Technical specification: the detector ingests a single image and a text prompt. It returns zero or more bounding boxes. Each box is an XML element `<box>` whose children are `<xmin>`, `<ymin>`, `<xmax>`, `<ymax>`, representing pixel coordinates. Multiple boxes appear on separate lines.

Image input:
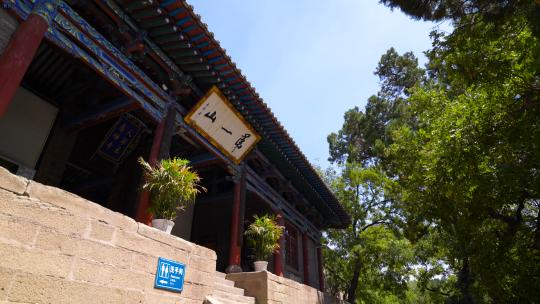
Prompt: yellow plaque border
<box><xmin>185</xmin><ymin>86</ymin><xmax>262</xmax><ymax>164</ymax></box>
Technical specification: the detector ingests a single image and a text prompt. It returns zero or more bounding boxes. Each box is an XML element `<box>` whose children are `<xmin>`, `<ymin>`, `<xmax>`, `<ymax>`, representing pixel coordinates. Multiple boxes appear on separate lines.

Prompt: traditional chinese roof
<box><xmin>122</xmin><ymin>0</ymin><xmax>351</xmax><ymax>229</ymax></box>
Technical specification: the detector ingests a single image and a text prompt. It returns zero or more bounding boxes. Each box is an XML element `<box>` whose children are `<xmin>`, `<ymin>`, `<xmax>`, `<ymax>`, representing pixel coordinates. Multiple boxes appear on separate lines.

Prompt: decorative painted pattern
<box><xmin>9</xmin><ymin>0</ymin><xmax>164</xmax><ymax>122</ymax></box>
<box><xmin>53</xmin><ymin>13</ymin><xmax>166</xmax><ymax>110</ymax></box>
<box><xmin>45</xmin><ymin>25</ymin><xmax>163</xmax><ymax>122</ymax></box>
<box><xmin>57</xmin><ymin>2</ymin><xmax>172</xmax><ymax>106</ymax></box>
<box><xmin>100</xmin><ymin>0</ymin><xmax>200</xmax><ymax>96</ymax></box>
<box><xmin>32</xmin><ymin>0</ymin><xmax>59</xmax><ymax>24</ymax></box>
<box><xmin>8</xmin><ymin>0</ymin><xmax>234</xmax><ymax>175</ymax></box>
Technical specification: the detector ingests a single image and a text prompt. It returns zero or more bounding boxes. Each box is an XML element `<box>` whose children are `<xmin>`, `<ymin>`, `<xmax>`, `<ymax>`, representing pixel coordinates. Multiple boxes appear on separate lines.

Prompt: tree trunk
<box><xmin>347</xmin><ymin>260</ymin><xmax>361</xmax><ymax>302</ymax></box>
<box><xmin>534</xmin><ymin>205</ymin><xmax>540</xmax><ymax>248</ymax></box>
<box><xmin>457</xmin><ymin>257</ymin><xmax>475</xmax><ymax>304</ymax></box>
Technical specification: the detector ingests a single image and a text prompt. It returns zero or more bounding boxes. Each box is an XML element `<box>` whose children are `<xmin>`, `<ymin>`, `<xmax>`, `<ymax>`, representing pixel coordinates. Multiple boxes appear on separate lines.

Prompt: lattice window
<box><xmin>284</xmin><ymin>222</ymin><xmax>299</xmax><ymax>270</ymax></box>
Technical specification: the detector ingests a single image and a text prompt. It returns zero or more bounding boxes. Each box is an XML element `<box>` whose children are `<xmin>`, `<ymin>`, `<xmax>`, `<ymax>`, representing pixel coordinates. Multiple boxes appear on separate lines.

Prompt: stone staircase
<box><xmin>204</xmin><ymin>271</ymin><xmax>256</xmax><ymax>304</ymax></box>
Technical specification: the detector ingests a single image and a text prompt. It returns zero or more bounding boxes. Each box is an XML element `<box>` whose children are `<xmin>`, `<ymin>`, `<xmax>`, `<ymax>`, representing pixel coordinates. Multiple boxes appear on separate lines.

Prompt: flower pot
<box><xmin>253</xmin><ymin>261</ymin><xmax>268</xmax><ymax>272</ymax></box>
<box><xmin>152</xmin><ymin>219</ymin><xmax>175</xmax><ymax>234</ymax></box>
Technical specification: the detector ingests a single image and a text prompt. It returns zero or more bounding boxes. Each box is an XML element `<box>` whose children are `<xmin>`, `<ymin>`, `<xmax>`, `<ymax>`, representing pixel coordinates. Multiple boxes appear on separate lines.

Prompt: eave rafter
<box><xmin>77</xmin><ymin>0</ymin><xmax>350</xmax><ymax>228</ymax></box>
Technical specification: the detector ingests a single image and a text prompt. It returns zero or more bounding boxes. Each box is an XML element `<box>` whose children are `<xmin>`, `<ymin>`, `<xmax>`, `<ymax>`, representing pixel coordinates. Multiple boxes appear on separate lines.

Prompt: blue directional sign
<box><xmin>154</xmin><ymin>257</ymin><xmax>186</xmax><ymax>292</ymax></box>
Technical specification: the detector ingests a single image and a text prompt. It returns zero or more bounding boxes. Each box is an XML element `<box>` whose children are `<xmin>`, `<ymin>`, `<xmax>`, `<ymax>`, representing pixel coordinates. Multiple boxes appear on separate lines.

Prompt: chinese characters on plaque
<box><xmin>96</xmin><ymin>113</ymin><xmax>146</xmax><ymax>164</ymax></box>
<box><xmin>154</xmin><ymin>257</ymin><xmax>186</xmax><ymax>292</ymax></box>
<box><xmin>185</xmin><ymin>86</ymin><xmax>261</xmax><ymax>164</ymax></box>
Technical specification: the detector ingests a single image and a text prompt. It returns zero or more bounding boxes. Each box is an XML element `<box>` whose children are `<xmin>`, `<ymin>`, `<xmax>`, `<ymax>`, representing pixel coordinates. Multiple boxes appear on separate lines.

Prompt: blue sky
<box><xmin>188</xmin><ymin>0</ymin><xmax>447</xmax><ymax>168</ymax></box>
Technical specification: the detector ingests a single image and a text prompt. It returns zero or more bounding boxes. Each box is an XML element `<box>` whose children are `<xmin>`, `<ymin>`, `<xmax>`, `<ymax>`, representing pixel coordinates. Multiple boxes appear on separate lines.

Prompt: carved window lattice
<box><xmin>284</xmin><ymin>222</ymin><xmax>299</xmax><ymax>270</ymax></box>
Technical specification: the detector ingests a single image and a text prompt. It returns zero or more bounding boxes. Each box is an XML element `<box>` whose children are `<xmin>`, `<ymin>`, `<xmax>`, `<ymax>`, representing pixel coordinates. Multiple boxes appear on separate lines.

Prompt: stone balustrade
<box><xmin>226</xmin><ymin>271</ymin><xmax>348</xmax><ymax>304</ymax></box>
<box><xmin>0</xmin><ymin>166</ymin><xmax>216</xmax><ymax>304</ymax></box>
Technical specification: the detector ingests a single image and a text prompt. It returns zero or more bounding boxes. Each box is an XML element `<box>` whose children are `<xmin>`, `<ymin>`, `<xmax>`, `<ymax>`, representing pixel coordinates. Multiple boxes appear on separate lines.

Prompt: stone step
<box><xmin>214</xmin><ymin>276</ymin><xmax>234</xmax><ymax>287</ymax></box>
<box><xmin>215</xmin><ymin>271</ymin><xmax>226</xmax><ymax>279</ymax></box>
<box><xmin>205</xmin><ymin>295</ymin><xmax>251</xmax><ymax>304</ymax></box>
<box><xmin>211</xmin><ymin>289</ymin><xmax>256</xmax><ymax>304</ymax></box>
<box><xmin>214</xmin><ymin>281</ymin><xmax>244</xmax><ymax>295</ymax></box>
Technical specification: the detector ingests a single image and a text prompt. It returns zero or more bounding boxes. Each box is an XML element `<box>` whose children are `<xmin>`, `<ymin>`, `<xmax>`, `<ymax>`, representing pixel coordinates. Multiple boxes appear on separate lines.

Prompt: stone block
<box><xmin>137</xmin><ymin>223</ymin><xmax>193</xmax><ymax>253</ymax></box>
<box><xmin>89</xmin><ymin>220</ymin><xmax>115</xmax><ymax>243</ymax></box>
<box><xmin>124</xmin><ymin>290</ymin><xmax>144</xmax><ymax>304</ymax></box>
<box><xmin>181</xmin><ymin>282</ymin><xmax>212</xmax><ymax>301</ymax></box>
<box><xmin>8</xmin><ymin>273</ymin><xmax>125</xmax><ymax>304</ymax></box>
<box><xmin>226</xmin><ymin>272</ymin><xmax>269</xmax><ymax>303</ymax></box>
<box><xmin>26</xmin><ymin>181</ymin><xmax>137</xmax><ymax>232</ymax></box>
<box><xmin>26</xmin><ymin>181</ymin><xmax>97</xmax><ymax>215</ymax></box>
<box><xmin>75</xmin><ymin>239</ymin><xmax>132</xmax><ymax>269</ymax></box>
<box><xmin>0</xmin><ymin>267</ymin><xmax>15</xmax><ymax>301</ymax></box>
<box><xmin>34</xmin><ymin>228</ymin><xmax>80</xmax><ymax>255</ymax></box>
<box><xmin>185</xmin><ymin>269</ymin><xmax>214</xmax><ymax>286</ymax></box>
<box><xmin>115</xmin><ymin>230</ymin><xmax>189</xmax><ymax>265</ymax></box>
<box><xmin>98</xmin><ymin>207</ymin><xmax>138</xmax><ymax>233</ymax></box>
<box><xmin>0</xmin><ymin>167</ymin><xmax>27</xmax><ymax>195</ymax></box>
<box><xmin>192</xmin><ymin>244</ymin><xmax>217</xmax><ymax>260</ymax></box>
<box><xmin>189</xmin><ymin>254</ymin><xmax>216</xmax><ymax>273</ymax></box>
<box><xmin>0</xmin><ymin>243</ymin><xmax>72</xmax><ymax>278</ymax></box>
<box><xmin>0</xmin><ymin>214</ymin><xmax>39</xmax><ymax>246</ymax></box>
<box><xmin>144</xmin><ymin>291</ymin><xmax>181</xmax><ymax>304</ymax></box>
<box><xmin>131</xmin><ymin>252</ymin><xmax>156</xmax><ymax>274</ymax></box>
<box><xmin>179</xmin><ymin>297</ymin><xmax>202</xmax><ymax>304</ymax></box>
<box><xmin>0</xmin><ymin>189</ymin><xmax>89</xmax><ymax>236</ymax></box>
<box><xmin>73</xmin><ymin>259</ymin><xmax>148</xmax><ymax>291</ymax></box>
<box><xmin>272</xmin><ymin>291</ymin><xmax>289</xmax><ymax>302</ymax></box>
<box><xmin>272</xmin><ymin>282</ymin><xmax>290</xmax><ymax>294</ymax></box>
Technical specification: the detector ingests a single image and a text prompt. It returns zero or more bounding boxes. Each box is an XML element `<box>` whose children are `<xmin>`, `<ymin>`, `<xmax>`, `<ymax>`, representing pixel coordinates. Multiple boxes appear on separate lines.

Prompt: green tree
<box><xmin>328</xmin><ymin>1</ymin><xmax>539</xmax><ymax>301</ymax></box>
<box><xmin>323</xmin><ymin>165</ymin><xmax>416</xmax><ymax>303</ymax></box>
<box><xmin>384</xmin><ymin>1</ymin><xmax>540</xmax><ymax>302</ymax></box>
<box><xmin>325</xmin><ymin>49</ymin><xmax>438</xmax><ymax>303</ymax></box>
<box><xmin>328</xmin><ymin>48</ymin><xmax>424</xmax><ymax>166</ymax></box>
<box><xmin>378</xmin><ymin>0</ymin><xmax>539</xmax><ymax>33</ymax></box>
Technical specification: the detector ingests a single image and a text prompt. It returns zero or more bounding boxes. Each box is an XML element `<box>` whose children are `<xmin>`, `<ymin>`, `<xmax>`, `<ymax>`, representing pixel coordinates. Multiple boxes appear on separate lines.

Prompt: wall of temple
<box><xmin>171</xmin><ymin>201</ymin><xmax>195</xmax><ymax>241</ymax></box>
<box><xmin>0</xmin><ymin>87</ymin><xmax>58</xmax><ymax>178</ymax></box>
<box><xmin>0</xmin><ymin>166</ymin><xmax>217</xmax><ymax>304</ymax></box>
<box><xmin>33</xmin><ymin>118</ymin><xmax>79</xmax><ymax>187</ymax></box>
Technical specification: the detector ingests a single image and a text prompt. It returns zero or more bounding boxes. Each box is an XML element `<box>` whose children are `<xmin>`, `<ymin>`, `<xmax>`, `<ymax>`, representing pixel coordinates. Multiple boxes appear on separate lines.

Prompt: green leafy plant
<box><xmin>139</xmin><ymin>157</ymin><xmax>205</xmax><ymax>220</ymax></box>
<box><xmin>245</xmin><ymin>214</ymin><xmax>284</xmax><ymax>261</ymax></box>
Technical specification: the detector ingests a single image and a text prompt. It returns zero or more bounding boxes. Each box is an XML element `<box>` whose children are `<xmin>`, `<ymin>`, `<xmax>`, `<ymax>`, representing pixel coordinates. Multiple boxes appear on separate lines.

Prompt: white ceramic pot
<box><xmin>152</xmin><ymin>219</ymin><xmax>175</xmax><ymax>234</ymax></box>
<box><xmin>253</xmin><ymin>261</ymin><xmax>268</xmax><ymax>272</ymax></box>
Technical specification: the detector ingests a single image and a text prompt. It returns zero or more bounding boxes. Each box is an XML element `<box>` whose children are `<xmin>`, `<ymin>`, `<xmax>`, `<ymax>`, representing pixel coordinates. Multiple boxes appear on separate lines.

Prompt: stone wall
<box><xmin>226</xmin><ymin>271</ymin><xmax>348</xmax><ymax>304</ymax></box>
<box><xmin>0</xmin><ymin>167</ymin><xmax>217</xmax><ymax>304</ymax></box>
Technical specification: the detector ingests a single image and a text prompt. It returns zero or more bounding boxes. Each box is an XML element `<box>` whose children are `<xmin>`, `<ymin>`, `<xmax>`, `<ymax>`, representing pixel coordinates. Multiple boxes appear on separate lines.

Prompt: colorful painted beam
<box><xmin>62</xmin><ymin>97</ymin><xmax>140</xmax><ymax>131</ymax></box>
<box><xmin>57</xmin><ymin>2</ymin><xmax>173</xmax><ymax>107</ymax></box>
<box><xmin>244</xmin><ymin>165</ymin><xmax>322</xmax><ymax>239</ymax></box>
<box><xmin>96</xmin><ymin>0</ymin><xmax>202</xmax><ymax>97</ymax></box>
<box><xmin>8</xmin><ymin>0</ymin><xmax>163</xmax><ymax>122</ymax></box>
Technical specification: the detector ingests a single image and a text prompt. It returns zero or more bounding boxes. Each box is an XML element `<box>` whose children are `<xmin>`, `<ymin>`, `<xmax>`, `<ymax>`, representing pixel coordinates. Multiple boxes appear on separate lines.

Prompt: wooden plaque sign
<box><xmin>185</xmin><ymin>86</ymin><xmax>261</xmax><ymax>164</ymax></box>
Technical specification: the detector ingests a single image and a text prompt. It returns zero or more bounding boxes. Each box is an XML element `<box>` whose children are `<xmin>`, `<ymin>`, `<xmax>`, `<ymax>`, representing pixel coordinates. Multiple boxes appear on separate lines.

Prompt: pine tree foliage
<box><xmin>324</xmin><ymin>1</ymin><xmax>539</xmax><ymax>302</ymax></box>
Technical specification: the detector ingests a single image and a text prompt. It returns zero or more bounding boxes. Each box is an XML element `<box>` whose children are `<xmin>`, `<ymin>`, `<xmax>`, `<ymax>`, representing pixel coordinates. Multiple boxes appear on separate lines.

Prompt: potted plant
<box><xmin>139</xmin><ymin>157</ymin><xmax>205</xmax><ymax>233</ymax></box>
<box><xmin>245</xmin><ymin>214</ymin><xmax>284</xmax><ymax>271</ymax></box>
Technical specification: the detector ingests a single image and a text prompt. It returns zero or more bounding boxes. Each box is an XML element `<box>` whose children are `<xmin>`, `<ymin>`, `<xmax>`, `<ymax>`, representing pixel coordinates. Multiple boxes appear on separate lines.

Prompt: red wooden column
<box><xmin>317</xmin><ymin>245</ymin><xmax>325</xmax><ymax>291</ymax></box>
<box><xmin>0</xmin><ymin>0</ymin><xmax>59</xmax><ymax>116</ymax></box>
<box><xmin>273</xmin><ymin>214</ymin><xmax>285</xmax><ymax>276</ymax></box>
<box><xmin>226</xmin><ymin>169</ymin><xmax>245</xmax><ymax>274</ymax></box>
<box><xmin>302</xmin><ymin>232</ymin><xmax>310</xmax><ymax>285</ymax></box>
<box><xmin>135</xmin><ymin>106</ymin><xmax>175</xmax><ymax>225</ymax></box>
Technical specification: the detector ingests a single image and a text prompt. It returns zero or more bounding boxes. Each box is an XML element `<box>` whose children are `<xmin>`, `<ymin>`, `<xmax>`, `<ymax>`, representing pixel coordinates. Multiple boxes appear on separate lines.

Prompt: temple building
<box><xmin>0</xmin><ymin>0</ymin><xmax>350</xmax><ymax>302</ymax></box>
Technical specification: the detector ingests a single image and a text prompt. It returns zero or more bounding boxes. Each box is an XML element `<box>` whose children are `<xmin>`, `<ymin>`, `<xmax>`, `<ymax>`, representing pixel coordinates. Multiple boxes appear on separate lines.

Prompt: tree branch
<box><xmin>425</xmin><ymin>285</ymin><xmax>452</xmax><ymax>297</ymax></box>
<box><xmin>360</xmin><ymin>219</ymin><xmax>391</xmax><ymax>232</ymax></box>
